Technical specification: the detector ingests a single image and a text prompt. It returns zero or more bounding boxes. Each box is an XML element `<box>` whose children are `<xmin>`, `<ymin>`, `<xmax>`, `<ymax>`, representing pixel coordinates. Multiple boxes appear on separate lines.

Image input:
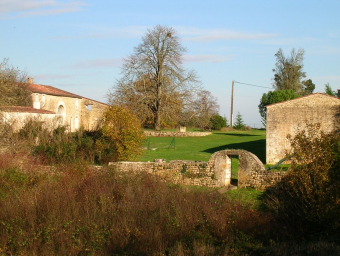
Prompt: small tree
<box><xmin>233</xmin><ymin>112</ymin><xmax>245</xmax><ymax>130</ymax></box>
<box><xmin>102</xmin><ymin>106</ymin><xmax>145</xmax><ymax>161</ymax></box>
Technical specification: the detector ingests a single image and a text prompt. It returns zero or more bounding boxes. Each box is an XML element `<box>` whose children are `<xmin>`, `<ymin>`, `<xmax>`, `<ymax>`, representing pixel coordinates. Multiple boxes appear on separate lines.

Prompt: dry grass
<box><xmin>0</xmin><ymin>153</ymin><xmax>272</xmax><ymax>255</ymax></box>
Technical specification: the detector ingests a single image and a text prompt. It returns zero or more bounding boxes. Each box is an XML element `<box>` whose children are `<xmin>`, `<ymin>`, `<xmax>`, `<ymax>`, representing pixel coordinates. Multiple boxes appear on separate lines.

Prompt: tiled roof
<box><xmin>0</xmin><ymin>106</ymin><xmax>55</xmax><ymax>114</ymax></box>
<box><xmin>265</xmin><ymin>93</ymin><xmax>340</xmax><ymax>108</ymax></box>
<box><xmin>26</xmin><ymin>83</ymin><xmax>83</xmax><ymax>99</ymax></box>
<box><xmin>24</xmin><ymin>83</ymin><xmax>109</xmax><ymax>106</ymax></box>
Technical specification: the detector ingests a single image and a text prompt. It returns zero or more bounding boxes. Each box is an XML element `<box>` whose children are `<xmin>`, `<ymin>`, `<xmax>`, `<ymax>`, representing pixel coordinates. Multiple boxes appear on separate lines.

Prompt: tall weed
<box><xmin>0</xmin><ymin>159</ymin><xmax>271</xmax><ymax>255</ymax></box>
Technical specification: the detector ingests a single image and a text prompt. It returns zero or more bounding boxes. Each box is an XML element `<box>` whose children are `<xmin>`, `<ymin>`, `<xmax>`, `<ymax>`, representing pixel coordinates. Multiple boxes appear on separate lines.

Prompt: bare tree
<box><xmin>182</xmin><ymin>90</ymin><xmax>219</xmax><ymax>129</ymax></box>
<box><xmin>108</xmin><ymin>25</ymin><xmax>201</xmax><ymax>131</ymax></box>
<box><xmin>0</xmin><ymin>58</ymin><xmax>32</xmax><ymax>107</ymax></box>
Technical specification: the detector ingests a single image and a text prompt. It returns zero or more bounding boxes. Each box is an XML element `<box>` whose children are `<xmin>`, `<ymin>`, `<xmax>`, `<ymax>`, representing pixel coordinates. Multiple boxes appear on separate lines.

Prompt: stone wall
<box><xmin>243</xmin><ymin>170</ymin><xmax>287</xmax><ymax>190</ymax></box>
<box><xmin>80</xmin><ymin>98</ymin><xmax>109</xmax><ymax>131</ymax></box>
<box><xmin>109</xmin><ymin>159</ymin><xmax>222</xmax><ymax>187</ymax></box>
<box><xmin>0</xmin><ymin>108</ymin><xmax>56</xmax><ymax>132</ymax></box>
<box><xmin>31</xmin><ymin>93</ymin><xmax>108</xmax><ymax>132</ymax></box>
<box><xmin>144</xmin><ymin>131</ymin><xmax>212</xmax><ymax>137</ymax></box>
<box><xmin>209</xmin><ymin>150</ymin><xmax>266</xmax><ymax>188</ymax></box>
<box><xmin>266</xmin><ymin>93</ymin><xmax>340</xmax><ymax>164</ymax></box>
<box><xmin>107</xmin><ymin>149</ymin><xmax>284</xmax><ymax>190</ymax></box>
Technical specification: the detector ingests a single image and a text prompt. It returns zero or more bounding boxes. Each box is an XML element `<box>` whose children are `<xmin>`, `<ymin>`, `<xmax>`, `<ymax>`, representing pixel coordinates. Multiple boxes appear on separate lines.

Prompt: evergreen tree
<box><xmin>233</xmin><ymin>112</ymin><xmax>245</xmax><ymax>130</ymax></box>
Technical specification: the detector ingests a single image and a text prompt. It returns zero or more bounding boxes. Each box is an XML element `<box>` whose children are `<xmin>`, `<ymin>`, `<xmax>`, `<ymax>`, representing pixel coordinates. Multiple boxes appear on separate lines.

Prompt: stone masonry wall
<box><xmin>107</xmin><ymin>149</ymin><xmax>290</xmax><ymax>190</ymax></box>
<box><xmin>80</xmin><ymin>98</ymin><xmax>109</xmax><ymax>131</ymax></box>
<box><xmin>144</xmin><ymin>131</ymin><xmax>212</xmax><ymax>137</ymax></box>
<box><xmin>243</xmin><ymin>170</ymin><xmax>287</xmax><ymax>190</ymax></box>
<box><xmin>109</xmin><ymin>160</ymin><xmax>222</xmax><ymax>187</ymax></box>
<box><xmin>266</xmin><ymin>93</ymin><xmax>340</xmax><ymax>164</ymax></box>
<box><xmin>209</xmin><ymin>150</ymin><xmax>266</xmax><ymax>188</ymax></box>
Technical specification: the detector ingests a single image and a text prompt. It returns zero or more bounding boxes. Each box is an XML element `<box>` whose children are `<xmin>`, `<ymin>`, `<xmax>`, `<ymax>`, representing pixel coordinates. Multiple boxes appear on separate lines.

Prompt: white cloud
<box><xmin>71</xmin><ymin>58</ymin><xmax>123</xmax><ymax>69</ymax></box>
<box><xmin>0</xmin><ymin>0</ymin><xmax>87</xmax><ymax>18</ymax></box>
<box><xmin>51</xmin><ymin>26</ymin><xmax>148</xmax><ymax>40</ymax></box>
<box><xmin>176</xmin><ymin>27</ymin><xmax>279</xmax><ymax>42</ymax></box>
<box><xmin>34</xmin><ymin>74</ymin><xmax>75</xmax><ymax>81</ymax></box>
<box><xmin>183</xmin><ymin>54</ymin><xmax>234</xmax><ymax>63</ymax></box>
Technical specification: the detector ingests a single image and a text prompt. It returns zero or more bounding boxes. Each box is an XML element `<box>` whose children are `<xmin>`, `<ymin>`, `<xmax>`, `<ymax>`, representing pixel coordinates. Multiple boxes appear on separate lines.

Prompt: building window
<box><xmin>75</xmin><ymin>99</ymin><xmax>78</xmax><ymax>110</ymax></box>
<box><xmin>87</xmin><ymin>105</ymin><xmax>92</xmax><ymax>111</ymax></box>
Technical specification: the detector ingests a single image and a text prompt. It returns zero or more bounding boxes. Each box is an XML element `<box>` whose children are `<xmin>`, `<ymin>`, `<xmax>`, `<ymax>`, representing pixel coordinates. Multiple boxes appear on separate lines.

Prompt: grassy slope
<box><xmin>140</xmin><ymin>129</ymin><xmax>266</xmax><ymax>163</ymax></box>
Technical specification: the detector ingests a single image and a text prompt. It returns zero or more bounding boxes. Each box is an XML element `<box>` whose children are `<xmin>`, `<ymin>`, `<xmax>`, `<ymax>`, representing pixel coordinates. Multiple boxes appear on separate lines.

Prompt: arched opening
<box><xmin>57</xmin><ymin>105</ymin><xmax>65</xmax><ymax>126</ymax></box>
<box><xmin>230</xmin><ymin>156</ymin><xmax>239</xmax><ymax>186</ymax></box>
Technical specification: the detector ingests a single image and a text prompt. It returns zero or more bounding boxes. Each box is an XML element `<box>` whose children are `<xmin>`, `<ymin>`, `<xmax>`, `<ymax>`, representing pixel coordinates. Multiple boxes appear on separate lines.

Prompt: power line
<box><xmin>234</xmin><ymin>81</ymin><xmax>272</xmax><ymax>89</ymax></box>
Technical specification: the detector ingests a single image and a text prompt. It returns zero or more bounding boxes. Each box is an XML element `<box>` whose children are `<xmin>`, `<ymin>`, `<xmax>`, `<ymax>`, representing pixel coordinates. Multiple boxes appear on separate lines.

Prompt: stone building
<box><xmin>266</xmin><ymin>93</ymin><xmax>340</xmax><ymax>164</ymax></box>
<box><xmin>0</xmin><ymin>79</ymin><xmax>108</xmax><ymax>132</ymax></box>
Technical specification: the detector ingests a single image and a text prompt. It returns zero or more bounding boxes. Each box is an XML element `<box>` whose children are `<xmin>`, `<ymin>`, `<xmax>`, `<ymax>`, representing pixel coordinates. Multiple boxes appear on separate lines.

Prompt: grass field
<box><xmin>140</xmin><ymin>129</ymin><xmax>266</xmax><ymax>163</ymax></box>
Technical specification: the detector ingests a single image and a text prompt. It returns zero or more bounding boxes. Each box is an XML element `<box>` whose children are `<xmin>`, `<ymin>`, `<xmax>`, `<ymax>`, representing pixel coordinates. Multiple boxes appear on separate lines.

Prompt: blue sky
<box><xmin>1</xmin><ymin>0</ymin><xmax>340</xmax><ymax>127</ymax></box>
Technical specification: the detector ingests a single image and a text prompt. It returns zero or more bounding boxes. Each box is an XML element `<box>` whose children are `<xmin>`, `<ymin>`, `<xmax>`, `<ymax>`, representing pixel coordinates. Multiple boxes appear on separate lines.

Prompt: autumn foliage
<box><xmin>263</xmin><ymin>124</ymin><xmax>340</xmax><ymax>238</ymax></box>
<box><xmin>102</xmin><ymin>105</ymin><xmax>145</xmax><ymax>161</ymax></box>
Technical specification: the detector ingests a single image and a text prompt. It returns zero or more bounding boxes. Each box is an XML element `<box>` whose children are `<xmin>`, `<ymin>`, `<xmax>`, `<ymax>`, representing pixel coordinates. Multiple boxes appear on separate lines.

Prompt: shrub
<box><xmin>102</xmin><ymin>106</ymin><xmax>145</xmax><ymax>161</ymax></box>
<box><xmin>209</xmin><ymin>114</ymin><xmax>227</xmax><ymax>130</ymax></box>
<box><xmin>263</xmin><ymin>124</ymin><xmax>340</xmax><ymax>239</ymax></box>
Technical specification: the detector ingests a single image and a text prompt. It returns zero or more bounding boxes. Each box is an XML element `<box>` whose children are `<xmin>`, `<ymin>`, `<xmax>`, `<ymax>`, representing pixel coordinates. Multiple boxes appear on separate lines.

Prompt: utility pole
<box><xmin>230</xmin><ymin>80</ymin><xmax>234</xmax><ymax>128</ymax></box>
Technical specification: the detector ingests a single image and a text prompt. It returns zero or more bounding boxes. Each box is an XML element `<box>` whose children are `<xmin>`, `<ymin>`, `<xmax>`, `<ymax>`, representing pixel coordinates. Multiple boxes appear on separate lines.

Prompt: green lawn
<box><xmin>140</xmin><ymin>129</ymin><xmax>266</xmax><ymax>163</ymax></box>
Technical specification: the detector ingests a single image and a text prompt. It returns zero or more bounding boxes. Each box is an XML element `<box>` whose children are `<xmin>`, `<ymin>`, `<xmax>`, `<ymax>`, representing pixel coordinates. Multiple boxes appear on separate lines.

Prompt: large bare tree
<box><xmin>108</xmin><ymin>25</ymin><xmax>200</xmax><ymax>131</ymax></box>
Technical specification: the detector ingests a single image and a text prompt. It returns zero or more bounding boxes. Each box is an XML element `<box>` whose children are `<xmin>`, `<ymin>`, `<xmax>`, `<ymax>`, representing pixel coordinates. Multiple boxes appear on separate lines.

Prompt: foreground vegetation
<box><xmin>0</xmin><ymin>162</ymin><xmax>269</xmax><ymax>255</ymax></box>
<box><xmin>1</xmin><ymin>154</ymin><xmax>339</xmax><ymax>255</ymax></box>
<box><xmin>1</xmin><ymin>123</ymin><xmax>340</xmax><ymax>254</ymax></box>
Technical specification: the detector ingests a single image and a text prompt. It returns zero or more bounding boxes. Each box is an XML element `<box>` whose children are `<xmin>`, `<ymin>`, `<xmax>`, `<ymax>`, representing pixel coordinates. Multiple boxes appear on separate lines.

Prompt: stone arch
<box><xmin>209</xmin><ymin>150</ymin><xmax>265</xmax><ymax>188</ymax></box>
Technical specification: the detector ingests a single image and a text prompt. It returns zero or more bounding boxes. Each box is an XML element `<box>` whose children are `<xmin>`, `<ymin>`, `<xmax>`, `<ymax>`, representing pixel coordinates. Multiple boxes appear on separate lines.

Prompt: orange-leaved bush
<box><xmin>102</xmin><ymin>105</ymin><xmax>145</xmax><ymax>161</ymax></box>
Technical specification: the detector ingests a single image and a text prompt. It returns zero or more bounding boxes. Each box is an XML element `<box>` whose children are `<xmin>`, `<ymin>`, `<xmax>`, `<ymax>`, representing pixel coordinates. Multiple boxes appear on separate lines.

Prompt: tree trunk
<box><xmin>154</xmin><ymin>84</ymin><xmax>162</xmax><ymax>131</ymax></box>
<box><xmin>155</xmin><ymin>110</ymin><xmax>161</xmax><ymax>131</ymax></box>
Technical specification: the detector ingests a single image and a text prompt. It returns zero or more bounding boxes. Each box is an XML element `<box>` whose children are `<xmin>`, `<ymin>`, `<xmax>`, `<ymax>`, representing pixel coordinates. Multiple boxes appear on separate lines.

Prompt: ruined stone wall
<box><xmin>266</xmin><ymin>94</ymin><xmax>340</xmax><ymax>164</ymax></box>
<box><xmin>108</xmin><ymin>149</ymin><xmax>272</xmax><ymax>189</ymax></box>
<box><xmin>145</xmin><ymin>131</ymin><xmax>212</xmax><ymax>137</ymax></box>
<box><xmin>209</xmin><ymin>150</ymin><xmax>266</xmax><ymax>188</ymax></box>
<box><xmin>243</xmin><ymin>170</ymin><xmax>287</xmax><ymax>190</ymax></box>
<box><xmin>109</xmin><ymin>160</ymin><xmax>223</xmax><ymax>187</ymax></box>
<box><xmin>80</xmin><ymin>98</ymin><xmax>108</xmax><ymax>131</ymax></box>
